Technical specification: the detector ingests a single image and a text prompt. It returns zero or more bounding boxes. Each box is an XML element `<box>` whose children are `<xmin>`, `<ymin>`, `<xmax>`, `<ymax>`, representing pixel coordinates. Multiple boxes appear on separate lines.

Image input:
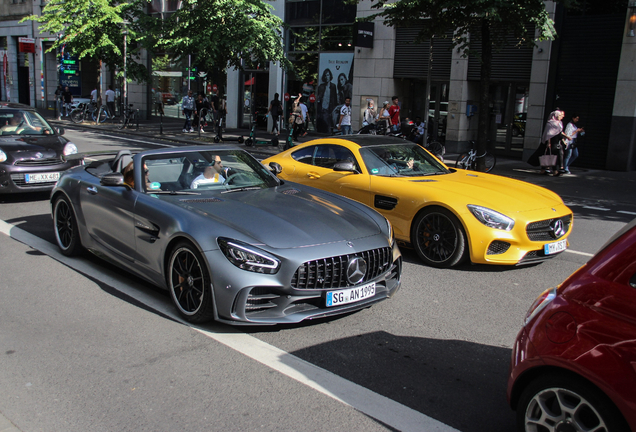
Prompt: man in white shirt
<box><xmin>338</xmin><ymin>97</ymin><xmax>352</xmax><ymax>135</ymax></box>
<box><xmin>190</xmin><ymin>155</ymin><xmax>229</xmax><ymax>188</ymax></box>
<box><xmin>105</xmin><ymin>85</ymin><xmax>116</xmax><ymax>117</ymax></box>
<box><xmin>91</xmin><ymin>87</ymin><xmax>98</xmax><ymax>103</ymax></box>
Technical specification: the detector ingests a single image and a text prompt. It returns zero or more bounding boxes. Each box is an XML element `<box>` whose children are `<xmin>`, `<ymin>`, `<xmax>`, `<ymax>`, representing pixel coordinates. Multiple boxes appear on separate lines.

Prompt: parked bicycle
<box><xmin>117</xmin><ymin>104</ymin><xmax>139</xmax><ymax>131</ymax></box>
<box><xmin>96</xmin><ymin>104</ymin><xmax>114</xmax><ymax>124</ymax></box>
<box><xmin>455</xmin><ymin>140</ymin><xmax>496</xmax><ymax>173</ymax></box>
<box><xmin>70</xmin><ymin>102</ymin><xmax>104</xmax><ymax>124</ymax></box>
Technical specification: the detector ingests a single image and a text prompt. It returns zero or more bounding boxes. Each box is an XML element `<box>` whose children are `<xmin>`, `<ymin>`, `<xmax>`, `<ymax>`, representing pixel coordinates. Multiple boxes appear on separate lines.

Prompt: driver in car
<box><xmin>191</xmin><ymin>155</ymin><xmax>231</xmax><ymax>188</ymax></box>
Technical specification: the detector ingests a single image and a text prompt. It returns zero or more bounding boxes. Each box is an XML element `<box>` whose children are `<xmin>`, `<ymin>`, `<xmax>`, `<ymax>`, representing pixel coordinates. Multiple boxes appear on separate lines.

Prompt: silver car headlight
<box><xmin>0</xmin><ymin>149</ymin><xmax>6</xmax><ymax>163</ymax></box>
<box><xmin>63</xmin><ymin>142</ymin><xmax>78</xmax><ymax>156</ymax></box>
<box><xmin>467</xmin><ymin>205</ymin><xmax>514</xmax><ymax>231</ymax></box>
<box><xmin>218</xmin><ymin>238</ymin><xmax>280</xmax><ymax>274</ymax></box>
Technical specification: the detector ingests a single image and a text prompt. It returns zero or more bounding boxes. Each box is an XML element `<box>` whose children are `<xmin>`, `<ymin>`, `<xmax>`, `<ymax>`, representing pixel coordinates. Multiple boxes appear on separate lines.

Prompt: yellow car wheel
<box><xmin>411</xmin><ymin>207</ymin><xmax>467</xmax><ymax>268</ymax></box>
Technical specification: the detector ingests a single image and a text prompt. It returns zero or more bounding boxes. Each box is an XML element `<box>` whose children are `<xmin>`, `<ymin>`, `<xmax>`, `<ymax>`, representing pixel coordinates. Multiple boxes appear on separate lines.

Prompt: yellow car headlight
<box><xmin>467</xmin><ymin>205</ymin><xmax>515</xmax><ymax>231</ymax></box>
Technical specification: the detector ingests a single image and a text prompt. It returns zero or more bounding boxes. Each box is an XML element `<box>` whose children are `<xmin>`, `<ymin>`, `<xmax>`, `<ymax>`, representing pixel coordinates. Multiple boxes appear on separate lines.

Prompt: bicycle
<box><xmin>96</xmin><ymin>104</ymin><xmax>112</xmax><ymax>124</ymax></box>
<box><xmin>70</xmin><ymin>102</ymin><xmax>103</xmax><ymax>124</ymax></box>
<box><xmin>455</xmin><ymin>140</ymin><xmax>496</xmax><ymax>173</ymax></box>
<box><xmin>117</xmin><ymin>104</ymin><xmax>139</xmax><ymax>131</ymax></box>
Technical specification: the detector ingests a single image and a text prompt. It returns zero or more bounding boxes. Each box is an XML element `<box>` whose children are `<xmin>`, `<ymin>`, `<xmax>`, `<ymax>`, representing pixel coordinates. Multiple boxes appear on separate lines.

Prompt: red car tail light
<box><xmin>524</xmin><ymin>287</ymin><xmax>557</xmax><ymax>325</ymax></box>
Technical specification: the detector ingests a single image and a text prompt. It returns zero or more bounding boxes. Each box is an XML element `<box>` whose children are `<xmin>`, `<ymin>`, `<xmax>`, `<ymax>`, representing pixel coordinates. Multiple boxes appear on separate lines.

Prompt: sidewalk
<box><xmin>39</xmin><ymin>108</ymin><xmax>636</xmax><ymax>210</ymax></box>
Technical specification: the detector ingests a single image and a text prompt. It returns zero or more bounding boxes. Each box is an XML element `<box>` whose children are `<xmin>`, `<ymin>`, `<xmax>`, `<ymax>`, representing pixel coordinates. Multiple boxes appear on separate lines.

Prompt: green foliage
<box><xmin>158</xmin><ymin>0</ymin><xmax>291</xmax><ymax>72</ymax></box>
<box><xmin>371</xmin><ymin>0</ymin><xmax>557</xmax><ymax>56</ymax></box>
<box><xmin>21</xmin><ymin>0</ymin><xmax>153</xmax><ymax>82</ymax></box>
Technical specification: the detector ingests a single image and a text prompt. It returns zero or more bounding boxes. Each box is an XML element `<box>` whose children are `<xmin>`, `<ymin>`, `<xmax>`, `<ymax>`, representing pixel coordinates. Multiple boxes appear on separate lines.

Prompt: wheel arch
<box><xmin>409</xmin><ymin>204</ymin><xmax>471</xmax><ymax>249</ymax></box>
<box><xmin>509</xmin><ymin>365</ymin><xmax>630</xmax><ymax>429</ymax></box>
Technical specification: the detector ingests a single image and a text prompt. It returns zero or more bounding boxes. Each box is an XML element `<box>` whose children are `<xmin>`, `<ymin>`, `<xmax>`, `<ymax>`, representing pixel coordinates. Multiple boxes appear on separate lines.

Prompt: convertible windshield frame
<box><xmin>359</xmin><ymin>143</ymin><xmax>450</xmax><ymax>177</ymax></box>
<box><xmin>141</xmin><ymin>149</ymin><xmax>279</xmax><ymax>194</ymax></box>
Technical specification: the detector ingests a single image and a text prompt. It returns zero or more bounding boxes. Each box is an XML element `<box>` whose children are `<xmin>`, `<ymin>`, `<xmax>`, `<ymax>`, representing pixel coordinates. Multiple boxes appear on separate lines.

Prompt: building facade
<box><xmin>2</xmin><ymin>0</ymin><xmax>635</xmax><ymax>170</ymax></box>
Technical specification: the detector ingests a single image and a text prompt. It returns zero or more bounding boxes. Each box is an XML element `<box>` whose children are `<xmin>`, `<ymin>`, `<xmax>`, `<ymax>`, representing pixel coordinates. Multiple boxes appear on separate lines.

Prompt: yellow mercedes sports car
<box><xmin>263</xmin><ymin>136</ymin><xmax>572</xmax><ymax>268</ymax></box>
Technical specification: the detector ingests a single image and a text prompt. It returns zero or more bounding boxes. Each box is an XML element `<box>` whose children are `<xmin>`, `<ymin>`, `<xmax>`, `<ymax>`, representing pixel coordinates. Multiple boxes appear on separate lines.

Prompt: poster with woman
<box><xmin>316</xmin><ymin>53</ymin><xmax>354</xmax><ymax>133</ymax></box>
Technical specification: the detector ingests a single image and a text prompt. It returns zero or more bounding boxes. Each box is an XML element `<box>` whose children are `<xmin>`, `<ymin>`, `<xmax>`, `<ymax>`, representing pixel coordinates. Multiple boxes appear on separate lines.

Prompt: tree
<box><xmin>22</xmin><ymin>0</ymin><xmax>153</xmax><ymax>82</ymax></box>
<box><xmin>370</xmin><ymin>0</ymin><xmax>562</xmax><ymax>171</ymax></box>
<box><xmin>157</xmin><ymin>0</ymin><xmax>290</xmax><ymax>74</ymax></box>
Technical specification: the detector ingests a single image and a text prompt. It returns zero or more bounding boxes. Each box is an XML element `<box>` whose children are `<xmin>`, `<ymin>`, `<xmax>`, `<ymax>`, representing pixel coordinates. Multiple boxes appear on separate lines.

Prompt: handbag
<box><xmin>539</xmin><ymin>145</ymin><xmax>557</xmax><ymax>167</ymax></box>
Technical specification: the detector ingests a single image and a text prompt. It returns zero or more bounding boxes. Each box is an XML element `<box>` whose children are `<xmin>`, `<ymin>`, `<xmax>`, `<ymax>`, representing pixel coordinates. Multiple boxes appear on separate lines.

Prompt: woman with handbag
<box><xmin>527</xmin><ymin>110</ymin><xmax>569</xmax><ymax>176</ymax></box>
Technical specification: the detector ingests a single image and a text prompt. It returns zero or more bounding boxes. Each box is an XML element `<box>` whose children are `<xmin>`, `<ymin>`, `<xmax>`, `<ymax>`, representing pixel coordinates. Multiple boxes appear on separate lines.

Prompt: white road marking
<box><xmin>0</xmin><ymin>219</ymin><xmax>458</xmax><ymax>432</ymax></box>
<box><xmin>565</xmin><ymin>249</ymin><xmax>594</xmax><ymax>257</ymax></box>
<box><xmin>581</xmin><ymin>206</ymin><xmax>610</xmax><ymax>211</ymax></box>
<box><xmin>617</xmin><ymin>210</ymin><xmax>636</xmax><ymax>216</ymax></box>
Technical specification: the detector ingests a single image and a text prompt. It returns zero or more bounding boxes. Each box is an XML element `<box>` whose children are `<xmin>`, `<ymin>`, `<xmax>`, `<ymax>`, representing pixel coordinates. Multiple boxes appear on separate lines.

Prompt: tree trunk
<box><xmin>477</xmin><ymin>19</ymin><xmax>492</xmax><ymax>172</ymax></box>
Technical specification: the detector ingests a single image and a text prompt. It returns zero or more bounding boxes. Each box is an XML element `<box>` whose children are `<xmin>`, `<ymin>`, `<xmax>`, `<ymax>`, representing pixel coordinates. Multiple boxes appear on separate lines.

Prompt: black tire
<box><xmin>238</xmin><ymin>136</ymin><xmax>244</xmax><ymax>144</ymax></box>
<box><xmin>93</xmin><ymin>107</ymin><xmax>107</xmax><ymax>123</ymax></box>
<box><xmin>167</xmin><ymin>241</ymin><xmax>215</xmax><ymax>323</ymax></box>
<box><xmin>213</xmin><ymin>136</ymin><xmax>220</xmax><ymax>143</ymax></box>
<box><xmin>455</xmin><ymin>152</ymin><xmax>472</xmax><ymax>170</ymax></box>
<box><xmin>411</xmin><ymin>207</ymin><xmax>467</xmax><ymax>268</ymax></box>
<box><xmin>482</xmin><ymin>152</ymin><xmax>496</xmax><ymax>173</ymax></box>
<box><xmin>53</xmin><ymin>195</ymin><xmax>82</xmax><ymax>256</ymax></box>
<box><xmin>245</xmin><ymin>138</ymin><xmax>253</xmax><ymax>147</ymax></box>
<box><xmin>516</xmin><ymin>373</ymin><xmax>629</xmax><ymax>432</ymax></box>
<box><xmin>70</xmin><ymin>109</ymin><xmax>84</xmax><ymax>124</ymax></box>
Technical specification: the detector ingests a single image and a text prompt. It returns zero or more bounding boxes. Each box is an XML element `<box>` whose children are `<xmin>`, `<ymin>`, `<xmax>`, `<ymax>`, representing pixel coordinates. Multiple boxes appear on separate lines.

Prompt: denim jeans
<box><xmin>342</xmin><ymin>125</ymin><xmax>352</xmax><ymax>135</ymax></box>
<box><xmin>564</xmin><ymin>146</ymin><xmax>579</xmax><ymax>170</ymax></box>
<box><xmin>183</xmin><ymin>109</ymin><xmax>193</xmax><ymax>130</ymax></box>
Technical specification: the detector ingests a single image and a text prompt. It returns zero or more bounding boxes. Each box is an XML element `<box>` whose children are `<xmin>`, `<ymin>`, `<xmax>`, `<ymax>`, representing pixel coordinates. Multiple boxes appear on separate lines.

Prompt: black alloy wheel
<box><xmin>167</xmin><ymin>242</ymin><xmax>215</xmax><ymax>323</ymax></box>
<box><xmin>411</xmin><ymin>207</ymin><xmax>467</xmax><ymax>268</ymax></box>
<box><xmin>517</xmin><ymin>373</ymin><xmax>629</xmax><ymax>432</ymax></box>
<box><xmin>53</xmin><ymin>196</ymin><xmax>82</xmax><ymax>256</ymax></box>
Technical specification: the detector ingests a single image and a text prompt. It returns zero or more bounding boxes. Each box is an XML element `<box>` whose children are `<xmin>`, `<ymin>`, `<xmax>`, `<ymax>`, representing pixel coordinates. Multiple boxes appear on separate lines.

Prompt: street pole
<box><xmin>122</xmin><ymin>21</ymin><xmax>129</xmax><ymax>116</ymax></box>
<box><xmin>423</xmin><ymin>37</ymin><xmax>433</xmax><ymax>148</ymax></box>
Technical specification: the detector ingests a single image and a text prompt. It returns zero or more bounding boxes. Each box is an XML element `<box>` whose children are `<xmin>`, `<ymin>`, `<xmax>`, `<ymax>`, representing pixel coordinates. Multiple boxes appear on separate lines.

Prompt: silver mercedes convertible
<box><xmin>51</xmin><ymin>146</ymin><xmax>401</xmax><ymax>325</ymax></box>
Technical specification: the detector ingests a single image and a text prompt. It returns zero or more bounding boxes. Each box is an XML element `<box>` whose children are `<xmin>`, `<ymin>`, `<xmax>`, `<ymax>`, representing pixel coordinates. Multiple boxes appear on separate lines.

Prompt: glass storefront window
<box><xmin>320</xmin><ymin>25</ymin><xmax>354</xmax><ymax>51</ymax></box>
<box><xmin>285</xmin><ymin>0</ymin><xmax>321</xmax><ymax>26</ymax></box>
<box><xmin>287</xmin><ymin>27</ymin><xmax>320</xmax><ymax>53</ymax></box>
<box><xmin>320</xmin><ymin>0</ymin><xmax>356</xmax><ymax>24</ymax></box>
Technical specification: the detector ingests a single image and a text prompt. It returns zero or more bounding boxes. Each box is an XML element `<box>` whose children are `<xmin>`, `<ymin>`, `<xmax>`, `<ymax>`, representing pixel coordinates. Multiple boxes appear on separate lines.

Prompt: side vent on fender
<box><xmin>374</xmin><ymin>195</ymin><xmax>398</xmax><ymax>210</ymax></box>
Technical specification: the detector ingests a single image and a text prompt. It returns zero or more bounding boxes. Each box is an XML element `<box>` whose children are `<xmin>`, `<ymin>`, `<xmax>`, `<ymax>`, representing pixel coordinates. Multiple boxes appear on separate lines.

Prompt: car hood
<box><xmin>0</xmin><ymin>135</ymin><xmax>67</xmax><ymax>153</ymax></box>
<box><xmin>407</xmin><ymin>170</ymin><xmax>564</xmax><ymax>213</ymax></box>
<box><xmin>168</xmin><ymin>187</ymin><xmax>382</xmax><ymax>249</ymax></box>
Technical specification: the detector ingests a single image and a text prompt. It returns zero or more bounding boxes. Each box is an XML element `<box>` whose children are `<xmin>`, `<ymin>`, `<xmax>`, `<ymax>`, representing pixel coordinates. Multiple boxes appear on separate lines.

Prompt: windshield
<box><xmin>359</xmin><ymin>143</ymin><xmax>449</xmax><ymax>177</ymax></box>
<box><xmin>141</xmin><ymin>149</ymin><xmax>279</xmax><ymax>193</ymax></box>
<box><xmin>0</xmin><ymin>110</ymin><xmax>55</xmax><ymax>136</ymax></box>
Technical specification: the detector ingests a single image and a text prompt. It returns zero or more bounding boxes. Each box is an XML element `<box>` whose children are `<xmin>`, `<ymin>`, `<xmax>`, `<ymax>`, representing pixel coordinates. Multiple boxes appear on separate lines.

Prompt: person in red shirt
<box><xmin>388</xmin><ymin>96</ymin><xmax>400</xmax><ymax>132</ymax></box>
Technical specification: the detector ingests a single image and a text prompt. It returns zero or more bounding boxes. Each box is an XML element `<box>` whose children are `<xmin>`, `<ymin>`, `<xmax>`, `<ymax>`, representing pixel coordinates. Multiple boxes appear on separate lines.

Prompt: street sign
<box><xmin>309</xmin><ymin>94</ymin><xmax>316</xmax><ymax>103</ymax></box>
<box><xmin>284</xmin><ymin>93</ymin><xmax>290</xmax><ymax>102</ymax></box>
<box><xmin>207</xmin><ymin>83</ymin><xmax>212</xmax><ymax>93</ymax></box>
<box><xmin>212</xmin><ymin>84</ymin><xmax>218</xmax><ymax>92</ymax></box>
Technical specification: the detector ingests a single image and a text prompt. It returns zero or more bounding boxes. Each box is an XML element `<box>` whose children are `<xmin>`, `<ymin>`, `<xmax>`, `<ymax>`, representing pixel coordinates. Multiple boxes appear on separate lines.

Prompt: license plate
<box><xmin>544</xmin><ymin>239</ymin><xmax>567</xmax><ymax>255</ymax></box>
<box><xmin>25</xmin><ymin>172</ymin><xmax>60</xmax><ymax>183</ymax></box>
<box><xmin>326</xmin><ymin>282</ymin><xmax>376</xmax><ymax>307</ymax></box>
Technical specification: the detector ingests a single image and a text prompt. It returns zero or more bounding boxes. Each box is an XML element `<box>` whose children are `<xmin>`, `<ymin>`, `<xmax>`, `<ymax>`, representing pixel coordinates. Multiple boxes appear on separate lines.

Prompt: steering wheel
<box><xmin>223</xmin><ymin>172</ymin><xmax>250</xmax><ymax>186</ymax></box>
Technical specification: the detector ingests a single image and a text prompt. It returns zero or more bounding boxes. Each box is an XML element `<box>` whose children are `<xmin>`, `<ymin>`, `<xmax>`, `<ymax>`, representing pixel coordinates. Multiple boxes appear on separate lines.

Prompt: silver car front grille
<box><xmin>14</xmin><ymin>157</ymin><xmax>64</xmax><ymax>166</ymax></box>
<box><xmin>292</xmin><ymin>247</ymin><xmax>392</xmax><ymax>289</ymax></box>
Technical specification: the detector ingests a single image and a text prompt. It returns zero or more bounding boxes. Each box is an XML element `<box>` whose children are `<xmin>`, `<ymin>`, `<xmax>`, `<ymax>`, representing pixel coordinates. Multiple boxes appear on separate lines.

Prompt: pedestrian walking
<box><xmin>388</xmin><ymin>96</ymin><xmax>400</xmax><ymax>133</ymax></box>
<box><xmin>267</xmin><ymin>93</ymin><xmax>281</xmax><ymax>135</ymax></box>
<box><xmin>291</xmin><ymin>94</ymin><xmax>304</xmax><ymax>141</ymax></box>
<box><xmin>194</xmin><ymin>93</ymin><xmax>210</xmax><ymax>132</ymax></box>
<box><xmin>378</xmin><ymin>101</ymin><xmax>391</xmax><ymax>133</ymax></box>
<box><xmin>563</xmin><ymin>114</ymin><xmax>584</xmax><ymax>173</ymax></box>
<box><xmin>363</xmin><ymin>100</ymin><xmax>377</xmax><ymax>126</ymax></box>
<box><xmin>54</xmin><ymin>85</ymin><xmax>63</xmax><ymax>120</ymax></box>
<box><xmin>105</xmin><ymin>85</ymin><xmax>116</xmax><ymax>118</ymax></box>
<box><xmin>62</xmin><ymin>86</ymin><xmax>73</xmax><ymax>117</ymax></box>
<box><xmin>528</xmin><ymin>110</ymin><xmax>570</xmax><ymax>176</ymax></box>
<box><xmin>182</xmin><ymin>90</ymin><xmax>195</xmax><ymax>133</ymax></box>
<box><xmin>337</xmin><ymin>97</ymin><xmax>352</xmax><ymax>135</ymax></box>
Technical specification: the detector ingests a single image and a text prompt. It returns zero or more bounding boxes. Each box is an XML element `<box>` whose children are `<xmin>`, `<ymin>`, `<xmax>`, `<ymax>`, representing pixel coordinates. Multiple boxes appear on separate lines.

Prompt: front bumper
<box><xmin>207</xmin><ymin>239</ymin><xmax>402</xmax><ymax>325</ymax></box>
<box><xmin>0</xmin><ymin>157</ymin><xmax>83</xmax><ymax>194</ymax></box>
<box><xmin>464</xmin><ymin>204</ymin><xmax>573</xmax><ymax>265</ymax></box>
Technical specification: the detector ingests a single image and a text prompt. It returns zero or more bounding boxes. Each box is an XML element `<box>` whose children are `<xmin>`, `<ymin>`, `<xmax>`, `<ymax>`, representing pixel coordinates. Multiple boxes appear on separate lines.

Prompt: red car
<box><xmin>508</xmin><ymin>218</ymin><xmax>636</xmax><ymax>432</ymax></box>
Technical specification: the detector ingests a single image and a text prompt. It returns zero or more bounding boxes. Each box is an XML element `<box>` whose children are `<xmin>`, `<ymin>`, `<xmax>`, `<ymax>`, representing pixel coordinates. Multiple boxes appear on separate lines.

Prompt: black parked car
<box><xmin>0</xmin><ymin>103</ymin><xmax>83</xmax><ymax>194</ymax></box>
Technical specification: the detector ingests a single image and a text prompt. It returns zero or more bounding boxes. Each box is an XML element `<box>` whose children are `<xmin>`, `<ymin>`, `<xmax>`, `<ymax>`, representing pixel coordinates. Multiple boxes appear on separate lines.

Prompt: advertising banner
<box><xmin>316</xmin><ymin>52</ymin><xmax>354</xmax><ymax>133</ymax></box>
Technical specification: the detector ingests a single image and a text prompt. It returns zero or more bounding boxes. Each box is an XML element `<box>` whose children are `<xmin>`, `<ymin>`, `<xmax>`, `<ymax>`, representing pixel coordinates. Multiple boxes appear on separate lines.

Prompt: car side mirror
<box><xmin>56</xmin><ymin>126</ymin><xmax>65</xmax><ymax>135</ymax></box>
<box><xmin>101</xmin><ymin>172</ymin><xmax>126</xmax><ymax>187</ymax></box>
<box><xmin>333</xmin><ymin>161</ymin><xmax>358</xmax><ymax>173</ymax></box>
<box><xmin>269</xmin><ymin>162</ymin><xmax>282</xmax><ymax>175</ymax></box>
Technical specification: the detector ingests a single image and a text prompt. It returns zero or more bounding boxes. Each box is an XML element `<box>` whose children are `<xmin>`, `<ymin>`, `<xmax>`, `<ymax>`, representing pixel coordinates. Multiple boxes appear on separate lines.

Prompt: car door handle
<box><xmin>307</xmin><ymin>172</ymin><xmax>321</xmax><ymax>179</ymax></box>
<box><xmin>86</xmin><ymin>186</ymin><xmax>98</xmax><ymax>195</ymax></box>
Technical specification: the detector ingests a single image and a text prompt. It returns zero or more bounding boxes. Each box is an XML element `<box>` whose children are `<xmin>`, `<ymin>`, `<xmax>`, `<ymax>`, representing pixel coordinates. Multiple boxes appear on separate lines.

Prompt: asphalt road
<box><xmin>0</xmin><ymin>128</ymin><xmax>632</xmax><ymax>432</ymax></box>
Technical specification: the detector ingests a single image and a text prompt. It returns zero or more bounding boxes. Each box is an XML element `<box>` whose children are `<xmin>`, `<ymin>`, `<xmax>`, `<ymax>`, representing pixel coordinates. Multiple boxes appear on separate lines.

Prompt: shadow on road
<box><xmin>290</xmin><ymin>331</ymin><xmax>515</xmax><ymax>432</ymax></box>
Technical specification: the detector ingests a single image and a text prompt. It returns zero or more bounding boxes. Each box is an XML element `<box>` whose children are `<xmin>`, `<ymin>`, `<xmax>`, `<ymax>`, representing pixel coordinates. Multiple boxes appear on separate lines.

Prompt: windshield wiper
<box><xmin>150</xmin><ymin>190</ymin><xmax>201</xmax><ymax>195</ymax></box>
<box><xmin>221</xmin><ymin>186</ymin><xmax>262</xmax><ymax>194</ymax></box>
